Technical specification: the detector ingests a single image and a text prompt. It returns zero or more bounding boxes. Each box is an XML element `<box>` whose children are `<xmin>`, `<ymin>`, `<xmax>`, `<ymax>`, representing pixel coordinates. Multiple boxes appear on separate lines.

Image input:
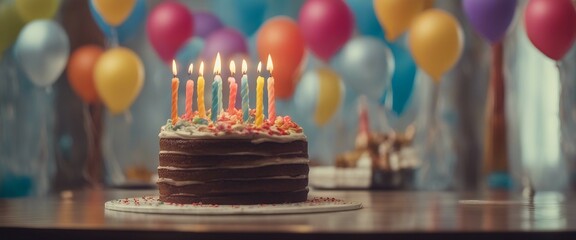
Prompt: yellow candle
<box><xmin>197</xmin><ymin>61</ymin><xmax>206</xmax><ymax>118</ymax></box>
<box><xmin>255</xmin><ymin>61</ymin><xmax>264</xmax><ymax>126</ymax></box>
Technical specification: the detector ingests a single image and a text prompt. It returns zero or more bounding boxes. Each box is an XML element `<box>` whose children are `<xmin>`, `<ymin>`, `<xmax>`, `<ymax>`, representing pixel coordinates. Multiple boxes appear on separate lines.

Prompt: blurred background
<box><xmin>1</xmin><ymin>0</ymin><xmax>575</xmax><ymax>197</ymax></box>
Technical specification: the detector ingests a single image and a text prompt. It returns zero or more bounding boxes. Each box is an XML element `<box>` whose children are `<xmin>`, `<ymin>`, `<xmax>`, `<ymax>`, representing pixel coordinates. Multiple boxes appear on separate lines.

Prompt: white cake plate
<box><xmin>105</xmin><ymin>196</ymin><xmax>362</xmax><ymax>215</ymax></box>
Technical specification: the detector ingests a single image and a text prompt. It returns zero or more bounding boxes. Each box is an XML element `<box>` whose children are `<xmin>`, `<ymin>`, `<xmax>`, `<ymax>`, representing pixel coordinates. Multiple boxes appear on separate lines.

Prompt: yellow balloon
<box><xmin>15</xmin><ymin>0</ymin><xmax>60</xmax><ymax>21</ymax></box>
<box><xmin>408</xmin><ymin>9</ymin><xmax>463</xmax><ymax>83</ymax></box>
<box><xmin>373</xmin><ymin>0</ymin><xmax>425</xmax><ymax>42</ymax></box>
<box><xmin>92</xmin><ymin>0</ymin><xmax>136</xmax><ymax>26</ymax></box>
<box><xmin>314</xmin><ymin>67</ymin><xmax>343</xmax><ymax>126</ymax></box>
<box><xmin>94</xmin><ymin>47</ymin><xmax>144</xmax><ymax>114</ymax></box>
<box><xmin>0</xmin><ymin>3</ymin><xmax>26</xmax><ymax>55</ymax></box>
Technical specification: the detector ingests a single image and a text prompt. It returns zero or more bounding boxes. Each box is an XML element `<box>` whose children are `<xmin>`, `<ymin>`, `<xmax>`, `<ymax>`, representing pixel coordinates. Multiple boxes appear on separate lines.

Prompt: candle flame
<box><xmin>242</xmin><ymin>59</ymin><xmax>247</xmax><ymax>74</ymax></box>
<box><xmin>188</xmin><ymin>63</ymin><xmax>193</xmax><ymax>75</ymax></box>
<box><xmin>199</xmin><ymin>61</ymin><xmax>204</xmax><ymax>76</ymax></box>
<box><xmin>257</xmin><ymin>61</ymin><xmax>262</xmax><ymax>73</ymax></box>
<box><xmin>230</xmin><ymin>60</ymin><xmax>236</xmax><ymax>75</ymax></box>
<box><xmin>214</xmin><ymin>52</ymin><xmax>221</xmax><ymax>74</ymax></box>
<box><xmin>266</xmin><ymin>54</ymin><xmax>273</xmax><ymax>74</ymax></box>
<box><xmin>172</xmin><ymin>60</ymin><xmax>177</xmax><ymax>77</ymax></box>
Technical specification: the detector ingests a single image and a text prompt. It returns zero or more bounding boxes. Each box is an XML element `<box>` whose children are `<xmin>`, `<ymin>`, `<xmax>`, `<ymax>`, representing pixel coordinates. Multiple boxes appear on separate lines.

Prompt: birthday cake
<box><xmin>158</xmin><ymin>110</ymin><xmax>309</xmax><ymax>205</ymax></box>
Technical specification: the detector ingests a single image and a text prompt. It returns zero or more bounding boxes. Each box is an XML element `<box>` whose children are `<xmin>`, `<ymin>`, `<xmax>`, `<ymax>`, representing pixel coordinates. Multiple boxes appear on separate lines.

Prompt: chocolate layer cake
<box><xmin>158</xmin><ymin>111</ymin><xmax>309</xmax><ymax>205</ymax></box>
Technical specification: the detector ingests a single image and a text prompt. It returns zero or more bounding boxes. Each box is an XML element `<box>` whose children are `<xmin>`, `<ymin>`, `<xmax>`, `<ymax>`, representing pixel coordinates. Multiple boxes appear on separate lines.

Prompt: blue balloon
<box><xmin>345</xmin><ymin>0</ymin><xmax>384</xmax><ymax>38</ymax></box>
<box><xmin>210</xmin><ymin>0</ymin><xmax>266</xmax><ymax>36</ymax></box>
<box><xmin>293</xmin><ymin>69</ymin><xmax>319</xmax><ymax>121</ymax></box>
<box><xmin>14</xmin><ymin>20</ymin><xmax>69</xmax><ymax>87</ymax></box>
<box><xmin>331</xmin><ymin>37</ymin><xmax>393</xmax><ymax>101</ymax></box>
<box><xmin>175</xmin><ymin>37</ymin><xmax>204</xmax><ymax>65</ymax></box>
<box><xmin>89</xmin><ymin>0</ymin><xmax>146</xmax><ymax>44</ymax></box>
<box><xmin>381</xmin><ymin>42</ymin><xmax>417</xmax><ymax>115</ymax></box>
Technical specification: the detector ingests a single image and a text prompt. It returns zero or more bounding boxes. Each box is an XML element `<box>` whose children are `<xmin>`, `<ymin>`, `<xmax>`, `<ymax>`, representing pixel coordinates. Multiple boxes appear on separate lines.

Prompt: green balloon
<box><xmin>0</xmin><ymin>3</ymin><xmax>26</xmax><ymax>55</ymax></box>
<box><xmin>15</xmin><ymin>0</ymin><xmax>60</xmax><ymax>21</ymax></box>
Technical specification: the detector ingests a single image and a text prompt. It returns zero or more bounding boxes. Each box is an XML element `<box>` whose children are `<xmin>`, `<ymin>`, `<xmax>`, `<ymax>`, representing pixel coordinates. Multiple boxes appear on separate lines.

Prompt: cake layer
<box><xmin>158</xmin><ymin>178</ymin><xmax>308</xmax><ymax>195</ymax></box>
<box><xmin>158</xmin><ymin>163</ymin><xmax>309</xmax><ymax>181</ymax></box>
<box><xmin>159</xmin><ymin>138</ymin><xmax>308</xmax><ymax>156</ymax></box>
<box><xmin>159</xmin><ymin>188</ymin><xmax>309</xmax><ymax>205</ymax></box>
<box><xmin>159</xmin><ymin>154</ymin><xmax>308</xmax><ymax>167</ymax></box>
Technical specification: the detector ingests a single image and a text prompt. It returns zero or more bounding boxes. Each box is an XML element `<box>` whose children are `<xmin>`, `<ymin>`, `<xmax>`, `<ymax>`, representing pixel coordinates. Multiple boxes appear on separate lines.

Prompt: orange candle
<box><xmin>171</xmin><ymin>60</ymin><xmax>179</xmax><ymax>125</ymax></box>
<box><xmin>185</xmin><ymin>63</ymin><xmax>194</xmax><ymax>119</ymax></box>
<box><xmin>228</xmin><ymin>60</ymin><xmax>237</xmax><ymax>113</ymax></box>
<box><xmin>266</xmin><ymin>54</ymin><xmax>275</xmax><ymax>122</ymax></box>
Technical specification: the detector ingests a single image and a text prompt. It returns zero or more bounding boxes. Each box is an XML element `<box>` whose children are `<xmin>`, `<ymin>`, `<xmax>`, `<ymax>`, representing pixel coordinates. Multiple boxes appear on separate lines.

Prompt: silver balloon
<box><xmin>14</xmin><ymin>20</ymin><xmax>69</xmax><ymax>87</ymax></box>
<box><xmin>331</xmin><ymin>37</ymin><xmax>394</xmax><ymax>101</ymax></box>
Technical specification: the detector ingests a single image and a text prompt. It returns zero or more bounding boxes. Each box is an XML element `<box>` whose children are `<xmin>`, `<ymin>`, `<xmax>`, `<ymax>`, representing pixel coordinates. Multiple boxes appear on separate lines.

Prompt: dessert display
<box><xmin>157</xmin><ymin>54</ymin><xmax>309</xmax><ymax>205</ymax></box>
<box><xmin>334</xmin><ymin>99</ymin><xmax>419</xmax><ymax>190</ymax></box>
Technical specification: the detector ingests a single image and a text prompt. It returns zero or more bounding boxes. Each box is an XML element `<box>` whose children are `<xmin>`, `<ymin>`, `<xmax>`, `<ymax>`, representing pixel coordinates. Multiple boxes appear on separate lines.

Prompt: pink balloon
<box><xmin>524</xmin><ymin>0</ymin><xmax>576</xmax><ymax>60</ymax></box>
<box><xmin>147</xmin><ymin>1</ymin><xmax>194</xmax><ymax>63</ymax></box>
<box><xmin>298</xmin><ymin>0</ymin><xmax>354</xmax><ymax>61</ymax></box>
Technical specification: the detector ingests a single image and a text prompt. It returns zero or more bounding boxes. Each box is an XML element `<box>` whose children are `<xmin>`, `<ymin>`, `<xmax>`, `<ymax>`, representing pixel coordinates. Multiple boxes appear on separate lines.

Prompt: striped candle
<box><xmin>228</xmin><ymin>60</ymin><xmax>237</xmax><ymax>113</ymax></box>
<box><xmin>266</xmin><ymin>55</ymin><xmax>275</xmax><ymax>122</ymax></box>
<box><xmin>171</xmin><ymin>60</ymin><xmax>179</xmax><ymax>125</ymax></box>
<box><xmin>185</xmin><ymin>64</ymin><xmax>194</xmax><ymax>118</ymax></box>
<box><xmin>241</xmin><ymin>60</ymin><xmax>249</xmax><ymax>122</ymax></box>
<box><xmin>197</xmin><ymin>62</ymin><xmax>206</xmax><ymax>118</ymax></box>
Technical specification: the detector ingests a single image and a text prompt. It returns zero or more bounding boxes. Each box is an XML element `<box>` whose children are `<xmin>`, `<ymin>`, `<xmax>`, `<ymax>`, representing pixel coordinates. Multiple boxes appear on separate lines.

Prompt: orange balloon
<box><xmin>257</xmin><ymin>17</ymin><xmax>306</xmax><ymax>99</ymax></box>
<box><xmin>67</xmin><ymin>45</ymin><xmax>104</xmax><ymax>103</ymax></box>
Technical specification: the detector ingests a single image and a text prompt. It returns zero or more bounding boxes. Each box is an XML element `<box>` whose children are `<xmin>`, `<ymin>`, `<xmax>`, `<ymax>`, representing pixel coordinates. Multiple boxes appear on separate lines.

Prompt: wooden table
<box><xmin>1</xmin><ymin>189</ymin><xmax>574</xmax><ymax>239</ymax></box>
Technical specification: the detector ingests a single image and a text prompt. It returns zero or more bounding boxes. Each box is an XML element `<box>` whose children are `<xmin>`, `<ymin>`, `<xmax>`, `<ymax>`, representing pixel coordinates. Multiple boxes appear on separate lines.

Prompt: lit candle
<box><xmin>256</xmin><ymin>61</ymin><xmax>264</xmax><ymax>126</ymax></box>
<box><xmin>228</xmin><ymin>60</ymin><xmax>237</xmax><ymax>113</ymax></box>
<box><xmin>266</xmin><ymin>54</ymin><xmax>275</xmax><ymax>122</ymax></box>
<box><xmin>212</xmin><ymin>53</ymin><xmax>222</xmax><ymax>122</ymax></box>
<box><xmin>241</xmin><ymin>59</ymin><xmax>249</xmax><ymax>122</ymax></box>
<box><xmin>185</xmin><ymin>63</ymin><xmax>194</xmax><ymax>119</ymax></box>
<box><xmin>171</xmin><ymin>60</ymin><xmax>179</xmax><ymax>125</ymax></box>
<box><xmin>197</xmin><ymin>61</ymin><xmax>206</xmax><ymax>118</ymax></box>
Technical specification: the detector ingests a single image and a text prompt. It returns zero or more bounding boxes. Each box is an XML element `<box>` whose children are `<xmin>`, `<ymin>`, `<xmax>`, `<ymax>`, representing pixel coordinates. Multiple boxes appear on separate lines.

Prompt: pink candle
<box><xmin>185</xmin><ymin>64</ymin><xmax>194</xmax><ymax>118</ymax></box>
<box><xmin>228</xmin><ymin>61</ymin><xmax>237</xmax><ymax>113</ymax></box>
<box><xmin>266</xmin><ymin>55</ymin><xmax>275</xmax><ymax>122</ymax></box>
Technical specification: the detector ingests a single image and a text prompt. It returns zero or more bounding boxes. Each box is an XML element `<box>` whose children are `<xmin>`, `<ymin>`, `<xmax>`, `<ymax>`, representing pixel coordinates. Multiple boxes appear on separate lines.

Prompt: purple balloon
<box><xmin>201</xmin><ymin>28</ymin><xmax>248</xmax><ymax>63</ymax></box>
<box><xmin>194</xmin><ymin>11</ymin><xmax>224</xmax><ymax>39</ymax></box>
<box><xmin>463</xmin><ymin>0</ymin><xmax>517</xmax><ymax>44</ymax></box>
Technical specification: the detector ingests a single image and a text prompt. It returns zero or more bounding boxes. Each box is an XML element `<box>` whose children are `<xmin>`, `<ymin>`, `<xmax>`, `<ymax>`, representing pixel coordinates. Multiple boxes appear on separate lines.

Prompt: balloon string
<box><xmin>427</xmin><ymin>81</ymin><xmax>440</xmax><ymax>145</ymax></box>
<box><xmin>557</xmin><ymin>61</ymin><xmax>569</xmax><ymax>143</ymax></box>
<box><xmin>109</xmin><ymin>27</ymin><xmax>119</xmax><ymax>48</ymax></box>
<box><xmin>37</xmin><ymin>89</ymin><xmax>50</xmax><ymax>195</ymax></box>
<box><xmin>82</xmin><ymin>104</ymin><xmax>98</xmax><ymax>187</ymax></box>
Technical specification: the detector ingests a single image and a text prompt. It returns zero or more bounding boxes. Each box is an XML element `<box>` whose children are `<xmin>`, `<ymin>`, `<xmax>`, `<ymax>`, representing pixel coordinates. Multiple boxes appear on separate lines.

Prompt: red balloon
<box><xmin>298</xmin><ymin>0</ymin><xmax>353</xmax><ymax>61</ymax></box>
<box><xmin>257</xmin><ymin>17</ymin><xmax>306</xmax><ymax>99</ymax></box>
<box><xmin>146</xmin><ymin>1</ymin><xmax>194</xmax><ymax>63</ymax></box>
<box><xmin>67</xmin><ymin>45</ymin><xmax>104</xmax><ymax>103</ymax></box>
<box><xmin>524</xmin><ymin>0</ymin><xmax>576</xmax><ymax>60</ymax></box>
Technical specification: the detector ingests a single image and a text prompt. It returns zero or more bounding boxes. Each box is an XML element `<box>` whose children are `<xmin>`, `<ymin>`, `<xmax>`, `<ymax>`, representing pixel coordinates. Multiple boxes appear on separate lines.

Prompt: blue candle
<box><xmin>218</xmin><ymin>76</ymin><xmax>223</xmax><ymax>114</ymax></box>
<box><xmin>241</xmin><ymin>59</ymin><xmax>249</xmax><ymax>122</ymax></box>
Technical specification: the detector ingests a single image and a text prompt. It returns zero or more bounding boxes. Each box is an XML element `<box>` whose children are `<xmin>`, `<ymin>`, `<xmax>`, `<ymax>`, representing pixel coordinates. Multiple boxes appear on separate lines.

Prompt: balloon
<box><xmin>94</xmin><ymin>47</ymin><xmax>144</xmax><ymax>114</ymax></box>
<box><xmin>15</xmin><ymin>0</ymin><xmax>59</xmax><ymax>21</ymax></box>
<box><xmin>201</xmin><ymin>28</ymin><xmax>248</xmax><ymax>63</ymax></box>
<box><xmin>381</xmin><ymin>42</ymin><xmax>417</xmax><ymax>115</ymax></box>
<box><xmin>294</xmin><ymin>67</ymin><xmax>343</xmax><ymax>126</ymax></box>
<box><xmin>0</xmin><ymin>3</ymin><xmax>26</xmax><ymax>55</ymax></box>
<box><xmin>408</xmin><ymin>9</ymin><xmax>463</xmax><ymax>82</ymax></box>
<box><xmin>524</xmin><ymin>0</ymin><xmax>576</xmax><ymax>60</ymax></box>
<box><xmin>89</xmin><ymin>0</ymin><xmax>146</xmax><ymax>44</ymax></box>
<box><xmin>146</xmin><ymin>1</ymin><xmax>194</xmax><ymax>63</ymax></box>
<box><xmin>194</xmin><ymin>11</ymin><xmax>223</xmax><ymax>39</ymax></box>
<box><xmin>463</xmin><ymin>0</ymin><xmax>517</xmax><ymax>44</ymax></box>
<box><xmin>331</xmin><ymin>37</ymin><xmax>394</xmax><ymax>101</ymax></box>
<box><xmin>257</xmin><ymin>17</ymin><xmax>306</xmax><ymax>99</ymax></box>
<box><xmin>345</xmin><ymin>0</ymin><xmax>383</xmax><ymax>37</ymax></box>
<box><xmin>298</xmin><ymin>0</ymin><xmax>353</xmax><ymax>61</ymax></box>
<box><xmin>14</xmin><ymin>20</ymin><xmax>70</xmax><ymax>87</ymax></box>
<box><xmin>315</xmin><ymin>67</ymin><xmax>344</xmax><ymax>125</ymax></box>
<box><xmin>374</xmin><ymin>0</ymin><xmax>425</xmax><ymax>42</ymax></box>
<box><xmin>176</xmin><ymin>37</ymin><xmax>204</xmax><ymax>66</ymax></box>
<box><xmin>423</xmin><ymin>0</ymin><xmax>435</xmax><ymax>9</ymax></box>
<box><xmin>210</xmin><ymin>0</ymin><xmax>266</xmax><ymax>36</ymax></box>
<box><xmin>91</xmin><ymin>0</ymin><xmax>136</xmax><ymax>26</ymax></box>
<box><xmin>67</xmin><ymin>45</ymin><xmax>104</xmax><ymax>104</ymax></box>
